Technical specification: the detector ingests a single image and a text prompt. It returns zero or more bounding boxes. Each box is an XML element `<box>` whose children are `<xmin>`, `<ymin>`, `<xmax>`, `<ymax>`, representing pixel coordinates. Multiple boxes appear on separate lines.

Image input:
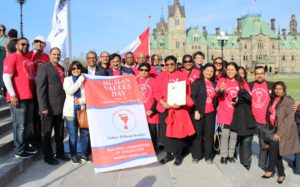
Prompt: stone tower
<box><xmin>168</xmin><ymin>0</ymin><xmax>186</xmax><ymax>61</ymax></box>
<box><xmin>289</xmin><ymin>14</ymin><xmax>298</xmax><ymax>36</ymax></box>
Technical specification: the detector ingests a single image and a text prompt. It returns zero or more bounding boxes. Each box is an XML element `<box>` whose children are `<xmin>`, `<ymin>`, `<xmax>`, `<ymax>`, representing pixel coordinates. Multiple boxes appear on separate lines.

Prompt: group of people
<box><xmin>1</xmin><ymin>25</ymin><xmax>300</xmax><ymax>184</ymax></box>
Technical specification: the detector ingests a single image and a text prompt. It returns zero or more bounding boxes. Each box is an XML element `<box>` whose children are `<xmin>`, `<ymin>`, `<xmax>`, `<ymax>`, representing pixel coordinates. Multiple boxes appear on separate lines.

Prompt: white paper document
<box><xmin>167</xmin><ymin>80</ymin><xmax>186</xmax><ymax>106</ymax></box>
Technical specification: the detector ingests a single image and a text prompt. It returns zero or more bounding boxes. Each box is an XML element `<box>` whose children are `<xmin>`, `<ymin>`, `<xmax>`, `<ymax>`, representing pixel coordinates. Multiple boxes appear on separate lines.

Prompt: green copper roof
<box><xmin>279</xmin><ymin>36</ymin><xmax>300</xmax><ymax>49</ymax></box>
<box><xmin>240</xmin><ymin>15</ymin><xmax>277</xmax><ymax>38</ymax></box>
<box><xmin>185</xmin><ymin>27</ymin><xmax>207</xmax><ymax>45</ymax></box>
<box><xmin>151</xmin><ymin>35</ymin><xmax>169</xmax><ymax>49</ymax></box>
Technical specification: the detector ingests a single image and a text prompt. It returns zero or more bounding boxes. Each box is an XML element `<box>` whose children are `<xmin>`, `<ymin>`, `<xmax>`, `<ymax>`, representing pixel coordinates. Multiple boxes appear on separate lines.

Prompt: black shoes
<box><xmin>160</xmin><ymin>153</ymin><xmax>175</xmax><ymax>164</ymax></box>
<box><xmin>71</xmin><ymin>155</ymin><xmax>81</xmax><ymax>165</ymax></box>
<box><xmin>261</xmin><ymin>172</ymin><xmax>275</xmax><ymax>179</ymax></box>
<box><xmin>277</xmin><ymin>176</ymin><xmax>285</xmax><ymax>184</ymax></box>
<box><xmin>45</xmin><ymin>157</ymin><xmax>59</xmax><ymax>165</ymax></box>
<box><xmin>220</xmin><ymin>157</ymin><xmax>228</xmax><ymax>164</ymax></box>
<box><xmin>26</xmin><ymin>146</ymin><xmax>38</xmax><ymax>154</ymax></box>
<box><xmin>228</xmin><ymin>157</ymin><xmax>236</xmax><ymax>163</ymax></box>
<box><xmin>15</xmin><ymin>151</ymin><xmax>33</xmax><ymax>159</ymax></box>
<box><xmin>174</xmin><ymin>157</ymin><xmax>183</xmax><ymax>166</ymax></box>
<box><xmin>81</xmin><ymin>155</ymin><xmax>93</xmax><ymax>163</ymax></box>
<box><xmin>56</xmin><ymin>154</ymin><xmax>71</xmax><ymax>161</ymax></box>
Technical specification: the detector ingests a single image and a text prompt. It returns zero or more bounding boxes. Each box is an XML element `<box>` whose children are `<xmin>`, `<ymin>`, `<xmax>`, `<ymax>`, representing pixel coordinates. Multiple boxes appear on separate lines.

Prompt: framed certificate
<box><xmin>167</xmin><ymin>80</ymin><xmax>186</xmax><ymax>106</ymax></box>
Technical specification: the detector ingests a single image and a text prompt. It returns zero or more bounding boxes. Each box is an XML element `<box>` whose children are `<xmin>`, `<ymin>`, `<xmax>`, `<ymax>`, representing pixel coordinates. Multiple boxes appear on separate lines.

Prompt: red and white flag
<box><xmin>119</xmin><ymin>27</ymin><xmax>150</xmax><ymax>58</ymax></box>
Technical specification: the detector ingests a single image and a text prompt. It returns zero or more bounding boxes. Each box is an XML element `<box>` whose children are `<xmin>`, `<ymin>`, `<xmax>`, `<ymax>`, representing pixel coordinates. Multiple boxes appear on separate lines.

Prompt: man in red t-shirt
<box><xmin>3</xmin><ymin>37</ymin><xmax>37</xmax><ymax>158</ymax></box>
<box><xmin>249</xmin><ymin>66</ymin><xmax>273</xmax><ymax>171</ymax></box>
<box><xmin>28</xmin><ymin>35</ymin><xmax>50</xmax><ymax>147</ymax></box>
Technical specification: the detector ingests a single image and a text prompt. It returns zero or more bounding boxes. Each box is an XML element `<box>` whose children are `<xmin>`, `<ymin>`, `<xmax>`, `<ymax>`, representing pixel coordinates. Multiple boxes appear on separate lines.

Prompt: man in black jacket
<box><xmin>85</xmin><ymin>51</ymin><xmax>107</xmax><ymax>76</ymax></box>
<box><xmin>35</xmin><ymin>47</ymin><xmax>70</xmax><ymax>165</ymax></box>
<box><xmin>106</xmin><ymin>53</ymin><xmax>134</xmax><ymax>76</ymax></box>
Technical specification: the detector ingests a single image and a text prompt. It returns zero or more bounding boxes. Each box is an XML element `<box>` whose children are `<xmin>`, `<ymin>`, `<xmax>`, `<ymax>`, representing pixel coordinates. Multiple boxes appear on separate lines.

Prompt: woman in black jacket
<box><xmin>191</xmin><ymin>63</ymin><xmax>217</xmax><ymax>164</ymax></box>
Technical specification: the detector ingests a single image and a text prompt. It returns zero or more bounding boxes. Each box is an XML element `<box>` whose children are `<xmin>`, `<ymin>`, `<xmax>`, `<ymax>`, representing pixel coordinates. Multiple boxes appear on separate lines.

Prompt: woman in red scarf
<box><xmin>154</xmin><ymin>55</ymin><xmax>195</xmax><ymax>166</ymax></box>
<box><xmin>136</xmin><ymin>62</ymin><xmax>159</xmax><ymax>151</ymax></box>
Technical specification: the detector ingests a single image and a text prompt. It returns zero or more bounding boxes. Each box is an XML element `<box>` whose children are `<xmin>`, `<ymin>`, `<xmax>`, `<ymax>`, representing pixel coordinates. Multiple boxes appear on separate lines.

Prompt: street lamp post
<box><xmin>217</xmin><ymin>31</ymin><xmax>228</xmax><ymax>59</ymax></box>
<box><xmin>17</xmin><ymin>0</ymin><xmax>26</xmax><ymax>37</ymax></box>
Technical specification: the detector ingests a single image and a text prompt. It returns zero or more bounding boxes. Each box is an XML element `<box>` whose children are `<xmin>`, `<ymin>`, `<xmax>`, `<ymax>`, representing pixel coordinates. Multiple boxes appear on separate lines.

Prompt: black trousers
<box><xmin>191</xmin><ymin>112</ymin><xmax>215</xmax><ymax>160</ymax></box>
<box><xmin>268</xmin><ymin>140</ymin><xmax>285</xmax><ymax>176</ymax></box>
<box><xmin>41</xmin><ymin>114</ymin><xmax>65</xmax><ymax>160</ymax></box>
<box><xmin>148</xmin><ymin>124</ymin><xmax>158</xmax><ymax>150</ymax></box>
<box><xmin>159</xmin><ymin>111</ymin><xmax>189</xmax><ymax>158</ymax></box>
<box><xmin>239</xmin><ymin>135</ymin><xmax>253</xmax><ymax>170</ymax></box>
<box><xmin>257</xmin><ymin>123</ymin><xmax>269</xmax><ymax>170</ymax></box>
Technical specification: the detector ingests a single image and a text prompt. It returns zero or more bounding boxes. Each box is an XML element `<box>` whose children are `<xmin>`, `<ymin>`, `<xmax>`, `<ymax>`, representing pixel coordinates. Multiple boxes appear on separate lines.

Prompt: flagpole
<box><xmin>148</xmin><ymin>15</ymin><xmax>151</xmax><ymax>57</ymax></box>
<box><xmin>67</xmin><ymin>0</ymin><xmax>72</xmax><ymax>63</ymax></box>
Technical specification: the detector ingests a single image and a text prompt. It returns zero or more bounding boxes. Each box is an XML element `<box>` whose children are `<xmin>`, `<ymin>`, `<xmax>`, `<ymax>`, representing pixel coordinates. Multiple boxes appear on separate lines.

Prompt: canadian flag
<box><xmin>119</xmin><ymin>27</ymin><xmax>150</xmax><ymax>59</ymax></box>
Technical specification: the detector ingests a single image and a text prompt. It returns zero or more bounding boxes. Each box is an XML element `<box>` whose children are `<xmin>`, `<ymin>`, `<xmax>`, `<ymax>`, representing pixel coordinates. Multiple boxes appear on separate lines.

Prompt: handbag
<box><xmin>77</xmin><ymin>109</ymin><xmax>89</xmax><ymax>129</ymax></box>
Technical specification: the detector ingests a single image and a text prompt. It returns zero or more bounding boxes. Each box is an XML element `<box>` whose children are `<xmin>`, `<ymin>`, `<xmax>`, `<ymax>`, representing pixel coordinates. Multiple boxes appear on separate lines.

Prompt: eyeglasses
<box><xmin>139</xmin><ymin>69</ymin><xmax>150</xmax><ymax>72</ymax></box>
<box><xmin>21</xmin><ymin>43</ymin><xmax>29</xmax><ymax>47</ymax></box>
<box><xmin>165</xmin><ymin>63</ymin><xmax>176</xmax><ymax>67</ymax></box>
<box><xmin>72</xmin><ymin>67</ymin><xmax>81</xmax><ymax>70</ymax></box>
<box><xmin>183</xmin><ymin>60</ymin><xmax>193</xmax><ymax>63</ymax></box>
<box><xmin>160</xmin><ymin>64</ymin><xmax>165</xmax><ymax>67</ymax></box>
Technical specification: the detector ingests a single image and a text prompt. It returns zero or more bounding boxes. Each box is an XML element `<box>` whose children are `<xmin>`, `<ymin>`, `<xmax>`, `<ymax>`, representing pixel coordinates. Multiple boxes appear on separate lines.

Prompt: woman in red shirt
<box><xmin>262</xmin><ymin>81</ymin><xmax>300</xmax><ymax>184</ymax></box>
<box><xmin>136</xmin><ymin>62</ymin><xmax>159</xmax><ymax>151</ymax></box>
<box><xmin>216</xmin><ymin>62</ymin><xmax>249</xmax><ymax>164</ymax></box>
<box><xmin>191</xmin><ymin>63</ymin><xmax>216</xmax><ymax>164</ymax></box>
<box><xmin>154</xmin><ymin>55</ymin><xmax>195</xmax><ymax>166</ymax></box>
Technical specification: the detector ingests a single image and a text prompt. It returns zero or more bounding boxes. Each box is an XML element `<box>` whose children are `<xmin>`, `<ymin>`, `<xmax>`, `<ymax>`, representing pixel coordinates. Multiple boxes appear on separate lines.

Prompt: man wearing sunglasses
<box><xmin>3</xmin><ymin>37</ymin><xmax>37</xmax><ymax>158</ymax></box>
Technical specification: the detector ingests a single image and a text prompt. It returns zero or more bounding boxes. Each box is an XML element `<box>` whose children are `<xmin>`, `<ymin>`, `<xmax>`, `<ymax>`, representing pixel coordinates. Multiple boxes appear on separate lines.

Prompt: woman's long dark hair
<box><xmin>271</xmin><ymin>81</ymin><xmax>287</xmax><ymax>96</ymax></box>
<box><xmin>226</xmin><ymin>62</ymin><xmax>244</xmax><ymax>88</ymax></box>
<box><xmin>67</xmin><ymin>61</ymin><xmax>84</xmax><ymax>76</ymax></box>
<box><xmin>238</xmin><ymin>66</ymin><xmax>248</xmax><ymax>81</ymax></box>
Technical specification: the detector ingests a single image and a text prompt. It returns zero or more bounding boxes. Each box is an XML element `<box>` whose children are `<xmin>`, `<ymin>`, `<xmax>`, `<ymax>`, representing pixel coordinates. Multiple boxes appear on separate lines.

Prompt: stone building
<box><xmin>150</xmin><ymin>0</ymin><xmax>300</xmax><ymax>73</ymax></box>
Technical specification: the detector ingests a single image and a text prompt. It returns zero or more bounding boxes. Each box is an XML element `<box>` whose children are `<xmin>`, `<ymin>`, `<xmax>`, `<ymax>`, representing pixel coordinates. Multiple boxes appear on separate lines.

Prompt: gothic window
<box><xmin>193</xmin><ymin>34</ymin><xmax>199</xmax><ymax>42</ymax></box>
<box><xmin>211</xmin><ymin>54</ymin><xmax>214</xmax><ymax>60</ymax></box>
<box><xmin>292</xmin><ymin>55</ymin><xmax>295</xmax><ymax>61</ymax></box>
<box><xmin>231</xmin><ymin>55</ymin><xmax>234</xmax><ymax>61</ymax></box>
<box><xmin>211</xmin><ymin>42</ymin><xmax>215</xmax><ymax>47</ymax></box>
<box><xmin>272</xmin><ymin>44</ymin><xmax>275</xmax><ymax>49</ymax></box>
<box><xmin>282</xmin><ymin>55</ymin><xmax>286</xmax><ymax>61</ymax></box>
<box><xmin>231</xmin><ymin>42</ymin><xmax>235</xmax><ymax>47</ymax></box>
<box><xmin>176</xmin><ymin>41</ymin><xmax>180</xmax><ymax>48</ymax></box>
<box><xmin>259</xmin><ymin>54</ymin><xmax>263</xmax><ymax>60</ymax></box>
<box><xmin>281</xmin><ymin>41</ymin><xmax>285</xmax><ymax>47</ymax></box>
<box><xmin>175</xmin><ymin>18</ymin><xmax>180</xmax><ymax>25</ymax></box>
<box><xmin>258</xmin><ymin>40</ymin><xmax>264</xmax><ymax>49</ymax></box>
<box><xmin>244</xmin><ymin>44</ymin><xmax>247</xmax><ymax>49</ymax></box>
<box><xmin>159</xmin><ymin>41</ymin><xmax>164</xmax><ymax>47</ymax></box>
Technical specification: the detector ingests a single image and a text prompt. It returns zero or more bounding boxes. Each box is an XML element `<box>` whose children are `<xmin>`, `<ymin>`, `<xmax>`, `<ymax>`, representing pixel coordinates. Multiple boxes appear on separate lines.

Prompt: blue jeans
<box><xmin>65</xmin><ymin>117</ymin><xmax>90</xmax><ymax>157</ymax></box>
<box><xmin>10</xmin><ymin>99</ymin><xmax>34</xmax><ymax>154</ymax></box>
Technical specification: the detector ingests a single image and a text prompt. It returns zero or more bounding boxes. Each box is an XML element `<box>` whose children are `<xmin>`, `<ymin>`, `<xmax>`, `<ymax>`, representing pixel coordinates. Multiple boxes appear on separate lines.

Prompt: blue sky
<box><xmin>1</xmin><ymin>0</ymin><xmax>299</xmax><ymax>58</ymax></box>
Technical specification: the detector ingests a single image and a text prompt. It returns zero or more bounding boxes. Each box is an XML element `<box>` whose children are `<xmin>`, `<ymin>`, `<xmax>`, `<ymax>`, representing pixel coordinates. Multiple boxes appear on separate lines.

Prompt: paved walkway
<box><xmin>7</xmin><ymin>137</ymin><xmax>300</xmax><ymax>187</ymax></box>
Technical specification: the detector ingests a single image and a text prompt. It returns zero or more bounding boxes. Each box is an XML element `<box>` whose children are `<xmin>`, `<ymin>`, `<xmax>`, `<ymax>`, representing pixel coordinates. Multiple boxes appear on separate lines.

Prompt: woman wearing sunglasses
<box><xmin>154</xmin><ymin>55</ymin><xmax>195</xmax><ymax>166</ymax></box>
<box><xmin>136</xmin><ymin>62</ymin><xmax>159</xmax><ymax>151</ymax></box>
<box><xmin>63</xmin><ymin>61</ymin><xmax>91</xmax><ymax>164</ymax></box>
<box><xmin>180</xmin><ymin>54</ymin><xmax>201</xmax><ymax>84</ymax></box>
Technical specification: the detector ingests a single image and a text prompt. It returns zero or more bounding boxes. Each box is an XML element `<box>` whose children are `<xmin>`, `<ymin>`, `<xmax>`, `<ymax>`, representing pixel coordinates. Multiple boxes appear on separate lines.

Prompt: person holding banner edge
<box><xmin>136</xmin><ymin>62</ymin><xmax>159</xmax><ymax>151</ymax></box>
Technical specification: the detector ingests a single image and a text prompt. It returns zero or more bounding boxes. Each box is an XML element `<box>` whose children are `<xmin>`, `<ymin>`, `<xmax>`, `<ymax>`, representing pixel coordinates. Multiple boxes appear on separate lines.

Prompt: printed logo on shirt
<box><xmin>112</xmin><ymin>108</ymin><xmax>136</xmax><ymax>132</ymax></box>
<box><xmin>23</xmin><ymin>60</ymin><xmax>35</xmax><ymax>80</ymax></box>
<box><xmin>225</xmin><ymin>86</ymin><xmax>239</xmax><ymax>108</ymax></box>
<box><xmin>139</xmin><ymin>84</ymin><xmax>151</xmax><ymax>103</ymax></box>
<box><xmin>206</xmin><ymin>86</ymin><xmax>216</xmax><ymax>103</ymax></box>
<box><xmin>252</xmin><ymin>88</ymin><xmax>269</xmax><ymax>108</ymax></box>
